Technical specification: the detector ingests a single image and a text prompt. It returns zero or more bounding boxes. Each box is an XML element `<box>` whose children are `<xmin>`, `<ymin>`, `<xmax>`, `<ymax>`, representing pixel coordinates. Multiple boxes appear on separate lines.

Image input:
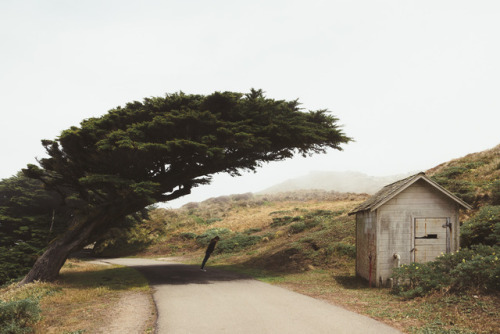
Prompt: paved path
<box><xmin>102</xmin><ymin>258</ymin><xmax>401</xmax><ymax>334</ymax></box>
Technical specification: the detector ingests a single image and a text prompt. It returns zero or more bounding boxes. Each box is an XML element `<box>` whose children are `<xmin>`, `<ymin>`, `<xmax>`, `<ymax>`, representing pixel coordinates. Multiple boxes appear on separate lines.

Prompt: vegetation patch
<box><xmin>392</xmin><ymin>245</ymin><xmax>500</xmax><ymax>299</ymax></box>
<box><xmin>195</xmin><ymin>228</ymin><xmax>232</xmax><ymax>246</ymax></box>
<box><xmin>0</xmin><ymin>260</ymin><xmax>152</xmax><ymax>333</ymax></box>
<box><xmin>0</xmin><ymin>298</ymin><xmax>41</xmax><ymax>334</ymax></box>
<box><xmin>178</xmin><ymin>232</ymin><xmax>197</xmax><ymax>240</ymax></box>
<box><xmin>460</xmin><ymin>205</ymin><xmax>500</xmax><ymax>248</ymax></box>
<box><xmin>216</xmin><ymin>234</ymin><xmax>262</xmax><ymax>254</ymax></box>
<box><xmin>270</xmin><ymin>216</ymin><xmax>300</xmax><ymax>228</ymax></box>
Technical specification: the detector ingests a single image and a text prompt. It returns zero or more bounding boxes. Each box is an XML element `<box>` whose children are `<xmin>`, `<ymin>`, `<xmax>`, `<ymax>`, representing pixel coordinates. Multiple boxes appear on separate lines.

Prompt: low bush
<box><xmin>0</xmin><ymin>298</ymin><xmax>41</xmax><ymax>334</ymax></box>
<box><xmin>270</xmin><ymin>216</ymin><xmax>300</xmax><ymax>228</ymax></box>
<box><xmin>289</xmin><ymin>222</ymin><xmax>307</xmax><ymax>234</ymax></box>
<box><xmin>215</xmin><ymin>233</ymin><xmax>262</xmax><ymax>254</ymax></box>
<box><xmin>205</xmin><ymin>218</ymin><xmax>223</xmax><ymax>225</ymax></box>
<box><xmin>195</xmin><ymin>228</ymin><xmax>231</xmax><ymax>246</ymax></box>
<box><xmin>289</xmin><ymin>219</ymin><xmax>320</xmax><ymax>234</ymax></box>
<box><xmin>461</xmin><ymin>205</ymin><xmax>500</xmax><ymax>247</ymax></box>
<box><xmin>0</xmin><ymin>245</ymin><xmax>40</xmax><ymax>287</ymax></box>
<box><xmin>179</xmin><ymin>232</ymin><xmax>197</xmax><ymax>240</ymax></box>
<box><xmin>332</xmin><ymin>242</ymin><xmax>356</xmax><ymax>258</ymax></box>
<box><xmin>243</xmin><ymin>228</ymin><xmax>262</xmax><ymax>235</ymax></box>
<box><xmin>489</xmin><ymin>179</ymin><xmax>500</xmax><ymax>205</ymax></box>
<box><xmin>392</xmin><ymin>245</ymin><xmax>500</xmax><ymax>298</ymax></box>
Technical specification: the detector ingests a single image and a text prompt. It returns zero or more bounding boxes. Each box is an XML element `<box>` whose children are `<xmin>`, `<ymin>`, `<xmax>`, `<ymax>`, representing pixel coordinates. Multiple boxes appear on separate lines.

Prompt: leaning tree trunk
<box><xmin>19</xmin><ymin>195</ymin><xmax>167</xmax><ymax>285</ymax></box>
<box><xmin>19</xmin><ymin>198</ymin><xmax>145</xmax><ymax>285</ymax></box>
<box><xmin>19</xmin><ymin>214</ymin><xmax>104</xmax><ymax>285</ymax></box>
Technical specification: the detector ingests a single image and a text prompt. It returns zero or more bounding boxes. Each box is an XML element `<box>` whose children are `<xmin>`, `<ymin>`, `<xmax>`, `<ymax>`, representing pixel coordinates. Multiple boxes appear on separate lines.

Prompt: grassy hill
<box><xmin>427</xmin><ymin>144</ymin><xmax>500</xmax><ymax>210</ymax></box>
<box><xmin>138</xmin><ymin>191</ymin><xmax>367</xmax><ymax>274</ymax></box>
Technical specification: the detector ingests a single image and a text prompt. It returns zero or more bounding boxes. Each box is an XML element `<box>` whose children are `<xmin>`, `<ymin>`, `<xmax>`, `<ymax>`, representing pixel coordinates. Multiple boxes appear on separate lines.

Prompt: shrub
<box><xmin>195</xmin><ymin>228</ymin><xmax>231</xmax><ymax>246</ymax></box>
<box><xmin>461</xmin><ymin>205</ymin><xmax>500</xmax><ymax>247</ymax></box>
<box><xmin>431</xmin><ymin>174</ymin><xmax>476</xmax><ymax>204</ymax></box>
<box><xmin>179</xmin><ymin>232</ymin><xmax>197</xmax><ymax>240</ymax></box>
<box><xmin>0</xmin><ymin>298</ymin><xmax>41</xmax><ymax>334</ymax></box>
<box><xmin>332</xmin><ymin>242</ymin><xmax>356</xmax><ymax>258</ymax></box>
<box><xmin>243</xmin><ymin>228</ymin><xmax>262</xmax><ymax>235</ymax></box>
<box><xmin>392</xmin><ymin>245</ymin><xmax>499</xmax><ymax>298</ymax></box>
<box><xmin>489</xmin><ymin>179</ymin><xmax>500</xmax><ymax>205</ymax></box>
<box><xmin>0</xmin><ymin>245</ymin><xmax>40</xmax><ymax>286</ymax></box>
<box><xmin>205</xmin><ymin>218</ymin><xmax>222</xmax><ymax>225</ymax></box>
<box><xmin>289</xmin><ymin>219</ymin><xmax>320</xmax><ymax>234</ymax></box>
<box><xmin>289</xmin><ymin>222</ymin><xmax>307</xmax><ymax>234</ymax></box>
<box><xmin>306</xmin><ymin>209</ymin><xmax>334</xmax><ymax>217</ymax></box>
<box><xmin>270</xmin><ymin>216</ymin><xmax>299</xmax><ymax>228</ymax></box>
<box><xmin>215</xmin><ymin>234</ymin><xmax>261</xmax><ymax>254</ymax></box>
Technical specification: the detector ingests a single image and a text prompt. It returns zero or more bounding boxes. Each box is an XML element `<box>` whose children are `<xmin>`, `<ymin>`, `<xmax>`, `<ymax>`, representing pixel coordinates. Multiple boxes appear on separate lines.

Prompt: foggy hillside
<box><xmin>259</xmin><ymin>171</ymin><xmax>413</xmax><ymax>195</ymax></box>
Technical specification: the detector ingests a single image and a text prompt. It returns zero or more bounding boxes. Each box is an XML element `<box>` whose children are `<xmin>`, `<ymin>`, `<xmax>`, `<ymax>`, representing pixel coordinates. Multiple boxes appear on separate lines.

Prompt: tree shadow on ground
<box><xmin>58</xmin><ymin>266</ymin><xmax>148</xmax><ymax>290</ymax></box>
<box><xmin>118</xmin><ymin>263</ymin><xmax>255</xmax><ymax>286</ymax></box>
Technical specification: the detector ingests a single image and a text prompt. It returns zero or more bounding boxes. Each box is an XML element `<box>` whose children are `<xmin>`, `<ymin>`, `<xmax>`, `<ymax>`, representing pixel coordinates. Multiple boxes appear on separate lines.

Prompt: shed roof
<box><xmin>349</xmin><ymin>172</ymin><xmax>472</xmax><ymax>215</ymax></box>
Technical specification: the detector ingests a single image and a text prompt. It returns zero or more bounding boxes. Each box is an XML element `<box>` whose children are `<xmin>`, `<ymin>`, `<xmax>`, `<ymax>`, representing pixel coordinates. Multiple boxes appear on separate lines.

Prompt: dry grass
<box><xmin>0</xmin><ymin>260</ymin><xmax>153</xmax><ymax>334</ymax></box>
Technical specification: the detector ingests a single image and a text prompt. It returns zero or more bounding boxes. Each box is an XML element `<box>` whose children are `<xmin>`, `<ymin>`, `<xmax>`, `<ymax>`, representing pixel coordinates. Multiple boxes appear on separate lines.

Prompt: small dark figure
<box><xmin>200</xmin><ymin>236</ymin><xmax>220</xmax><ymax>271</ymax></box>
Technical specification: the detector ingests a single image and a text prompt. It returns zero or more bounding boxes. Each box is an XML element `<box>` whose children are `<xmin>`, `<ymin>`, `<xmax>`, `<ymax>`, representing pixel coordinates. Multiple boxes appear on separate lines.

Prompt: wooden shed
<box><xmin>349</xmin><ymin>172</ymin><xmax>471</xmax><ymax>287</ymax></box>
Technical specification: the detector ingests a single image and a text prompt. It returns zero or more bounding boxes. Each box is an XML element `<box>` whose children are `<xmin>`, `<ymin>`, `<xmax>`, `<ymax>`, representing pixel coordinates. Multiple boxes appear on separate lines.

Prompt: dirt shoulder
<box><xmin>97</xmin><ymin>291</ymin><xmax>156</xmax><ymax>334</ymax></box>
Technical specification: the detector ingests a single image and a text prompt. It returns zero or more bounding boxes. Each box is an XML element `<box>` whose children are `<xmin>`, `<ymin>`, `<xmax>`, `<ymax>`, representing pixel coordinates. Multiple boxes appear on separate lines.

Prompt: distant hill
<box><xmin>259</xmin><ymin>171</ymin><xmax>413</xmax><ymax>195</ymax></box>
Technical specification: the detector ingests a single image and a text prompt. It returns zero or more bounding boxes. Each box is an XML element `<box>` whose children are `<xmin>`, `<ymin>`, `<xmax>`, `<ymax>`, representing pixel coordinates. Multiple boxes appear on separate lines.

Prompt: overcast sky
<box><xmin>1</xmin><ymin>0</ymin><xmax>499</xmax><ymax>208</ymax></box>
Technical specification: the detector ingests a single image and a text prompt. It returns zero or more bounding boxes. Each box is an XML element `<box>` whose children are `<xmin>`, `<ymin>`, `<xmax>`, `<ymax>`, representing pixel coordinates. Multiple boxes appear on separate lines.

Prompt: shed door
<box><xmin>414</xmin><ymin>218</ymin><xmax>449</xmax><ymax>263</ymax></box>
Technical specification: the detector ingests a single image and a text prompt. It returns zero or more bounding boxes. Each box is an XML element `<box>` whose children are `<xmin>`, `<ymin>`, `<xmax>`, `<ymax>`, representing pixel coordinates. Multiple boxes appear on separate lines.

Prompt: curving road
<box><xmin>101</xmin><ymin>258</ymin><xmax>401</xmax><ymax>334</ymax></box>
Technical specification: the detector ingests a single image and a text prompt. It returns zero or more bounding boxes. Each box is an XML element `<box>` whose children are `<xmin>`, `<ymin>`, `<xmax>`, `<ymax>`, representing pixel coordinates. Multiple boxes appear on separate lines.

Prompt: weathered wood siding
<box><xmin>355</xmin><ymin>210</ymin><xmax>377</xmax><ymax>284</ymax></box>
<box><xmin>374</xmin><ymin>179</ymin><xmax>460</xmax><ymax>285</ymax></box>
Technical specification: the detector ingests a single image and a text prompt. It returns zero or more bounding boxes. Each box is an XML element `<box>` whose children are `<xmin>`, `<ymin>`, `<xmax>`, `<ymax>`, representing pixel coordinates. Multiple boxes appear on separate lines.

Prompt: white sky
<box><xmin>1</xmin><ymin>0</ymin><xmax>499</xmax><ymax>208</ymax></box>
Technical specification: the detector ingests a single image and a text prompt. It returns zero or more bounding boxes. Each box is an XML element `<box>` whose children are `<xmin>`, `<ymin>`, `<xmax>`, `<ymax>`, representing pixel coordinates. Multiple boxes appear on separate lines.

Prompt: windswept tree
<box><xmin>20</xmin><ymin>89</ymin><xmax>351</xmax><ymax>284</ymax></box>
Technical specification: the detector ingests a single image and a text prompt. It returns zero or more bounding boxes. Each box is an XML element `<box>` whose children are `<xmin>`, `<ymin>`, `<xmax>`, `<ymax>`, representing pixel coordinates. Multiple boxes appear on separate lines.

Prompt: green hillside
<box><xmin>427</xmin><ymin>144</ymin><xmax>500</xmax><ymax>248</ymax></box>
<box><xmin>133</xmin><ymin>191</ymin><xmax>367</xmax><ymax>274</ymax></box>
<box><xmin>427</xmin><ymin>144</ymin><xmax>500</xmax><ymax>210</ymax></box>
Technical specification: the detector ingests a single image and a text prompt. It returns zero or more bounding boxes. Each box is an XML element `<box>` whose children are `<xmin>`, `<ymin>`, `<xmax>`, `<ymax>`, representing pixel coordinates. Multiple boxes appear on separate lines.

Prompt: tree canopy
<box><xmin>20</xmin><ymin>89</ymin><xmax>351</xmax><ymax>284</ymax></box>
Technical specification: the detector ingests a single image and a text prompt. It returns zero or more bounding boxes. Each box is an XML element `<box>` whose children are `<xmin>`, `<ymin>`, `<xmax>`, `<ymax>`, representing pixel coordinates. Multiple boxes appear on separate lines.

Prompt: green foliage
<box><xmin>286</xmin><ymin>210</ymin><xmax>333</xmax><ymax>234</ymax></box>
<box><xmin>331</xmin><ymin>242</ymin><xmax>356</xmax><ymax>258</ymax></box>
<box><xmin>195</xmin><ymin>228</ymin><xmax>232</xmax><ymax>246</ymax></box>
<box><xmin>461</xmin><ymin>205</ymin><xmax>500</xmax><ymax>247</ymax></box>
<box><xmin>0</xmin><ymin>298</ymin><xmax>41</xmax><ymax>334</ymax></box>
<box><xmin>0</xmin><ymin>245</ymin><xmax>40</xmax><ymax>286</ymax></box>
<box><xmin>431</xmin><ymin>164</ymin><xmax>479</xmax><ymax>205</ymax></box>
<box><xmin>243</xmin><ymin>227</ymin><xmax>262</xmax><ymax>235</ymax></box>
<box><xmin>429</xmin><ymin>155</ymin><xmax>500</xmax><ymax>208</ymax></box>
<box><xmin>205</xmin><ymin>218</ymin><xmax>222</xmax><ymax>225</ymax></box>
<box><xmin>392</xmin><ymin>245</ymin><xmax>500</xmax><ymax>298</ymax></box>
<box><xmin>289</xmin><ymin>221</ymin><xmax>310</xmax><ymax>234</ymax></box>
<box><xmin>191</xmin><ymin>216</ymin><xmax>222</xmax><ymax>225</ymax></box>
<box><xmin>488</xmin><ymin>179</ymin><xmax>500</xmax><ymax>205</ymax></box>
<box><xmin>271</xmin><ymin>210</ymin><xmax>336</xmax><ymax>230</ymax></box>
<box><xmin>178</xmin><ymin>232</ymin><xmax>197</xmax><ymax>240</ymax></box>
<box><xmin>215</xmin><ymin>233</ymin><xmax>262</xmax><ymax>254</ymax></box>
<box><xmin>0</xmin><ymin>173</ymin><xmax>69</xmax><ymax>285</ymax></box>
<box><xmin>29</xmin><ymin>89</ymin><xmax>351</xmax><ymax>213</ymax></box>
<box><xmin>270</xmin><ymin>216</ymin><xmax>300</xmax><ymax>227</ymax></box>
